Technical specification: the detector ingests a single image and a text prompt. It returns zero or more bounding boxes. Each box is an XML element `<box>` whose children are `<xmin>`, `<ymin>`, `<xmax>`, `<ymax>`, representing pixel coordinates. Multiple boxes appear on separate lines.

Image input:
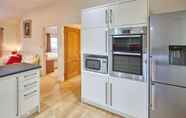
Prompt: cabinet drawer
<box><xmin>23</xmin><ymin>71</ymin><xmax>39</xmax><ymax>80</ymax></box>
<box><xmin>21</xmin><ymin>94</ymin><xmax>39</xmax><ymax>115</ymax></box>
<box><xmin>23</xmin><ymin>78</ymin><xmax>39</xmax><ymax>89</ymax></box>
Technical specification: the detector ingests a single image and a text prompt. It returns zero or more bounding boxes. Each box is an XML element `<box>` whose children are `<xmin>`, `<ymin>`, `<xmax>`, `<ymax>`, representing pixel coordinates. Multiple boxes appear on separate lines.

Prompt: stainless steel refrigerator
<box><xmin>150</xmin><ymin>11</ymin><xmax>186</xmax><ymax>118</ymax></box>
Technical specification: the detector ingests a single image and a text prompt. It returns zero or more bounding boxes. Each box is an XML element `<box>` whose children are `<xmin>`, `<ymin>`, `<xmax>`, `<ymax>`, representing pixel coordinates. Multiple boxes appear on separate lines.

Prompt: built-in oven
<box><xmin>109</xmin><ymin>26</ymin><xmax>147</xmax><ymax>82</ymax></box>
<box><xmin>84</xmin><ymin>55</ymin><xmax>108</xmax><ymax>74</ymax></box>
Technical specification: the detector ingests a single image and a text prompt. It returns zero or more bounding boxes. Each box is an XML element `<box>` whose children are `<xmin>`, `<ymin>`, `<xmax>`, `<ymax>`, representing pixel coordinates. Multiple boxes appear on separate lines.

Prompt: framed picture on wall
<box><xmin>23</xmin><ymin>19</ymin><xmax>32</xmax><ymax>38</ymax></box>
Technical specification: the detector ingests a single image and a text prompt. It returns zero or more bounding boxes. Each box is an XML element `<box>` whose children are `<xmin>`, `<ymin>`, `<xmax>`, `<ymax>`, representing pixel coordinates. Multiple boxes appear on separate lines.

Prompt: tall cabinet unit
<box><xmin>81</xmin><ymin>0</ymin><xmax>148</xmax><ymax>118</ymax></box>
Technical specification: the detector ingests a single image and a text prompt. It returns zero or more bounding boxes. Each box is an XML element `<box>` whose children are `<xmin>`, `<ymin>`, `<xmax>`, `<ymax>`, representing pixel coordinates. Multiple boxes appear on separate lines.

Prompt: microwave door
<box><xmin>86</xmin><ymin>59</ymin><xmax>101</xmax><ymax>71</ymax></box>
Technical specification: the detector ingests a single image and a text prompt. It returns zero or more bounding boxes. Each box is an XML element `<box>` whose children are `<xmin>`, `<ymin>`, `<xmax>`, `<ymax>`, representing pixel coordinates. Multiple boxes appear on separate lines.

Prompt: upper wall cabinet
<box><xmin>109</xmin><ymin>0</ymin><xmax>148</xmax><ymax>27</ymax></box>
<box><xmin>150</xmin><ymin>0</ymin><xmax>186</xmax><ymax>14</ymax></box>
<box><xmin>82</xmin><ymin>7</ymin><xmax>108</xmax><ymax>28</ymax></box>
<box><xmin>82</xmin><ymin>28</ymin><xmax>108</xmax><ymax>55</ymax></box>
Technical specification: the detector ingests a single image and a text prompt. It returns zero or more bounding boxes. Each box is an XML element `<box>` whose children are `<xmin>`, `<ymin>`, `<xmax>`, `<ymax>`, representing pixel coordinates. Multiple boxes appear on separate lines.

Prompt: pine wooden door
<box><xmin>64</xmin><ymin>27</ymin><xmax>81</xmax><ymax>80</ymax></box>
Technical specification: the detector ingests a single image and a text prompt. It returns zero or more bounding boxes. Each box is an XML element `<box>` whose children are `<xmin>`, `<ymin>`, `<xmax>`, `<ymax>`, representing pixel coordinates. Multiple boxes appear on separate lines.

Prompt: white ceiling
<box><xmin>0</xmin><ymin>0</ymin><xmax>60</xmax><ymax>20</ymax></box>
<box><xmin>0</xmin><ymin>0</ymin><xmax>186</xmax><ymax>21</ymax></box>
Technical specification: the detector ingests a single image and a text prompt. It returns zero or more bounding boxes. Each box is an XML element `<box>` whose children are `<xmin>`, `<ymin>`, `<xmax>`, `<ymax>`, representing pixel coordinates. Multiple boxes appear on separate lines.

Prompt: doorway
<box><xmin>44</xmin><ymin>26</ymin><xmax>59</xmax><ymax>77</ymax></box>
<box><xmin>64</xmin><ymin>25</ymin><xmax>81</xmax><ymax>80</ymax></box>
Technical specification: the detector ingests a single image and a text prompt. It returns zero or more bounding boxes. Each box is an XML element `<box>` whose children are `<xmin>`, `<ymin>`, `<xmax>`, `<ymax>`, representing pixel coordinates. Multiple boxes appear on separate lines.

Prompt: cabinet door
<box><xmin>110</xmin><ymin>77</ymin><xmax>148</xmax><ymax>118</ymax></box>
<box><xmin>82</xmin><ymin>28</ymin><xmax>108</xmax><ymax>55</ymax></box>
<box><xmin>0</xmin><ymin>76</ymin><xmax>18</xmax><ymax>118</ymax></box>
<box><xmin>110</xmin><ymin>0</ymin><xmax>148</xmax><ymax>26</ymax></box>
<box><xmin>82</xmin><ymin>72</ymin><xmax>108</xmax><ymax>106</ymax></box>
<box><xmin>82</xmin><ymin>7</ymin><xmax>108</xmax><ymax>28</ymax></box>
<box><xmin>150</xmin><ymin>0</ymin><xmax>186</xmax><ymax>14</ymax></box>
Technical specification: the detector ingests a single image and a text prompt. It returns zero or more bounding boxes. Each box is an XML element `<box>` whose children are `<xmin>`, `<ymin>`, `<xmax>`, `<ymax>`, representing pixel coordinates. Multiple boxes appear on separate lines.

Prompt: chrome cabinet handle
<box><xmin>110</xmin><ymin>83</ymin><xmax>112</xmax><ymax>106</ymax></box>
<box><xmin>16</xmin><ymin>77</ymin><xmax>19</xmax><ymax>117</ymax></box>
<box><xmin>109</xmin><ymin>9</ymin><xmax>113</xmax><ymax>24</ymax></box>
<box><xmin>105</xmin><ymin>10</ymin><xmax>109</xmax><ymax>25</ymax></box>
<box><xmin>105</xmin><ymin>31</ymin><xmax>108</xmax><ymax>53</ymax></box>
<box><xmin>105</xmin><ymin>82</ymin><xmax>108</xmax><ymax>104</ymax></box>
<box><xmin>24</xmin><ymin>73</ymin><xmax>37</xmax><ymax>78</ymax></box>
<box><xmin>24</xmin><ymin>90</ymin><xmax>37</xmax><ymax>97</ymax></box>
<box><xmin>24</xmin><ymin>81</ymin><xmax>38</xmax><ymax>88</ymax></box>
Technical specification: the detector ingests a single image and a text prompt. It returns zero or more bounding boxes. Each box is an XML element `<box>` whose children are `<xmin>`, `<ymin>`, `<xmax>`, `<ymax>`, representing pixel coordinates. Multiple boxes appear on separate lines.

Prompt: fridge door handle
<box><xmin>151</xmin><ymin>83</ymin><xmax>156</xmax><ymax>111</ymax></box>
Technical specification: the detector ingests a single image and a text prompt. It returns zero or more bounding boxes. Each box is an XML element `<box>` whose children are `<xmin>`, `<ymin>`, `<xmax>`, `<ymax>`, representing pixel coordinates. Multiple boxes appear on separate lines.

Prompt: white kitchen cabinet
<box><xmin>0</xmin><ymin>69</ymin><xmax>40</xmax><ymax>118</ymax></box>
<box><xmin>82</xmin><ymin>28</ymin><xmax>108</xmax><ymax>55</ymax></box>
<box><xmin>19</xmin><ymin>70</ymin><xmax>40</xmax><ymax>117</ymax></box>
<box><xmin>82</xmin><ymin>7</ymin><xmax>108</xmax><ymax>28</ymax></box>
<box><xmin>0</xmin><ymin>76</ymin><xmax>18</xmax><ymax>118</ymax></box>
<box><xmin>109</xmin><ymin>0</ymin><xmax>148</xmax><ymax>27</ymax></box>
<box><xmin>82</xmin><ymin>72</ymin><xmax>108</xmax><ymax>106</ymax></box>
<box><xmin>110</xmin><ymin>77</ymin><xmax>148</xmax><ymax>118</ymax></box>
<box><xmin>150</xmin><ymin>0</ymin><xmax>186</xmax><ymax>14</ymax></box>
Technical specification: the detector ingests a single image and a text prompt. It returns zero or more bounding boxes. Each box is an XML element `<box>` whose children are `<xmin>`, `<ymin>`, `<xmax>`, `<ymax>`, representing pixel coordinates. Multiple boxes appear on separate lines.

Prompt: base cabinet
<box><xmin>82</xmin><ymin>72</ymin><xmax>108</xmax><ymax>107</ymax></box>
<box><xmin>82</xmin><ymin>72</ymin><xmax>148</xmax><ymax>118</ymax></box>
<box><xmin>0</xmin><ymin>76</ymin><xmax>18</xmax><ymax>118</ymax></box>
<box><xmin>110</xmin><ymin>77</ymin><xmax>148</xmax><ymax>118</ymax></box>
<box><xmin>0</xmin><ymin>69</ymin><xmax>40</xmax><ymax>118</ymax></box>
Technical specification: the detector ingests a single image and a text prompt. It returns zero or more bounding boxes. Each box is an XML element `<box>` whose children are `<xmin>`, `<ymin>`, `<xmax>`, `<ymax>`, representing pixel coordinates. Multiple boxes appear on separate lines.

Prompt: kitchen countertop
<box><xmin>0</xmin><ymin>63</ymin><xmax>41</xmax><ymax>78</ymax></box>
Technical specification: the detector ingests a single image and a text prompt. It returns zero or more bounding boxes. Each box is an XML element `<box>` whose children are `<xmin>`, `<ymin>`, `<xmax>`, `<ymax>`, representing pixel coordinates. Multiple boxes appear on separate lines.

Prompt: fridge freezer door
<box><xmin>151</xmin><ymin>63</ymin><xmax>186</xmax><ymax>87</ymax></box>
<box><xmin>151</xmin><ymin>82</ymin><xmax>186</xmax><ymax>118</ymax></box>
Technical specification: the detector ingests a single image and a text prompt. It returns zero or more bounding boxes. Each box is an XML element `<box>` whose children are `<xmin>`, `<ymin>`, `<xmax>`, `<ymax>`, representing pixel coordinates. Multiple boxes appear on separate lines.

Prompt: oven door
<box><xmin>112</xmin><ymin>54</ymin><xmax>142</xmax><ymax>75</ymax></box>
<box><xmin>109</xmin><ymin>34</ymin><xmax>143</xmax><ymax>79</ymax></box>
<box><xmin>112</xmin><ymin>34</ymin><xmax>143</xmax><ymax>53</ymax></box>
<box><xmin>85</xmin><ymin>58</ymin><xmax>101</xmax><ymax>72</ymax></box>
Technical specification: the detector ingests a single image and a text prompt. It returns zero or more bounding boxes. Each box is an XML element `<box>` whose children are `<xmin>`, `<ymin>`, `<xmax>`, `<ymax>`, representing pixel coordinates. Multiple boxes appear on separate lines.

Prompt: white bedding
<box><xmin>46</xmin><ymin>52</ymin><xmax>58</xmax><ymax>61</ymax></box>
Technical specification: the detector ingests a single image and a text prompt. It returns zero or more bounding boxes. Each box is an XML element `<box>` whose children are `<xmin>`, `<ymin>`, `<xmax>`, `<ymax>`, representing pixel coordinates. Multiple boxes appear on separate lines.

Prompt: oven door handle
<box><xmin>112</xmin><ymin>35</ymin><xmax>142</xmax><ymax>38</ymax></box>
<box><xmin>113</xmin><ymin>52</ymin><xmax>141</xmax><ymax>56</ymax></box>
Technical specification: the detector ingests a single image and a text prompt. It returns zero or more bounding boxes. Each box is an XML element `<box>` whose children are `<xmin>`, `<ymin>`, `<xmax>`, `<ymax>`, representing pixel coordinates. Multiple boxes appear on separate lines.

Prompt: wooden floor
<box><xmin>30</xmin><ymin>72</ymin><xmax>123</xmax><ymax>118</ymax></box>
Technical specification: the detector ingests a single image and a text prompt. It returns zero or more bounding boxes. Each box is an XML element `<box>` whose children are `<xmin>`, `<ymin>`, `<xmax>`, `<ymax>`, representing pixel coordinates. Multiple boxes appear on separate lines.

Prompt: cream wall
<box><xmin>20</xmin><ymin>0</ymin><xmax>186</xmax><ymax>80</ymax></box>
<box><xmin>20</xmin><ymin>0</ymin><xmax>118</xmax><ymax>80</ymax></box>
<box><xmin>0</xmin><ymin>18</ymin><xmax>21</xmax><ymax>54</ymax></box>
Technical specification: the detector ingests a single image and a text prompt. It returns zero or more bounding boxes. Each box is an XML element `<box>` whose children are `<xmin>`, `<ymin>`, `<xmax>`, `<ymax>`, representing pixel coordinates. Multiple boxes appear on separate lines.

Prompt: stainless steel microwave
<box><xmin>84</xmin><ymin>55</ymin><xmax>108</xmax><ymax>74</ymax></box>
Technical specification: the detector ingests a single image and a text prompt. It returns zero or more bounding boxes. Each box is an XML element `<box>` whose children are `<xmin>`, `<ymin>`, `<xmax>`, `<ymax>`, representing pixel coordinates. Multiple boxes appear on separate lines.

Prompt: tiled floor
<box><xmin>31</xmin><ymin>72</ymin><xmax>123</xmax><ymax>118</ymax></box>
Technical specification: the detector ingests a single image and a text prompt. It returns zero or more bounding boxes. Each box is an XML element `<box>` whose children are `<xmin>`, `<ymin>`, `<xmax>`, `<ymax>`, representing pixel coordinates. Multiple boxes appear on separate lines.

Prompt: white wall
<box><xmin>21</xmin><ymin>0</ymin><xmax>118</xmax><ymax>80</ymax></box>
<box><xmin>0</xmin><ymin>18</ymin><xmax>21</xmax><ymax>54</ymax></box>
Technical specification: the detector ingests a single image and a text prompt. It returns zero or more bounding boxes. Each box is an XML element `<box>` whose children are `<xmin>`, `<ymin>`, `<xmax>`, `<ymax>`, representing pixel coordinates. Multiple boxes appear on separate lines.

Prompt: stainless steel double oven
<box><xmin>109</xmin><ymin>26</ymin><xmax>147</xmax><ymax>82</ymax></box>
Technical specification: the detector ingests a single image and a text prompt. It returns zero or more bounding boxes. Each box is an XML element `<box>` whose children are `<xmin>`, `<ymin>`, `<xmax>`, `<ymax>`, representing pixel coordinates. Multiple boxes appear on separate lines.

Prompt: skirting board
<box><xmin>81</xmin><ymin>98</ymin><xmax>135</xmax><ymax>118</ymax></box>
